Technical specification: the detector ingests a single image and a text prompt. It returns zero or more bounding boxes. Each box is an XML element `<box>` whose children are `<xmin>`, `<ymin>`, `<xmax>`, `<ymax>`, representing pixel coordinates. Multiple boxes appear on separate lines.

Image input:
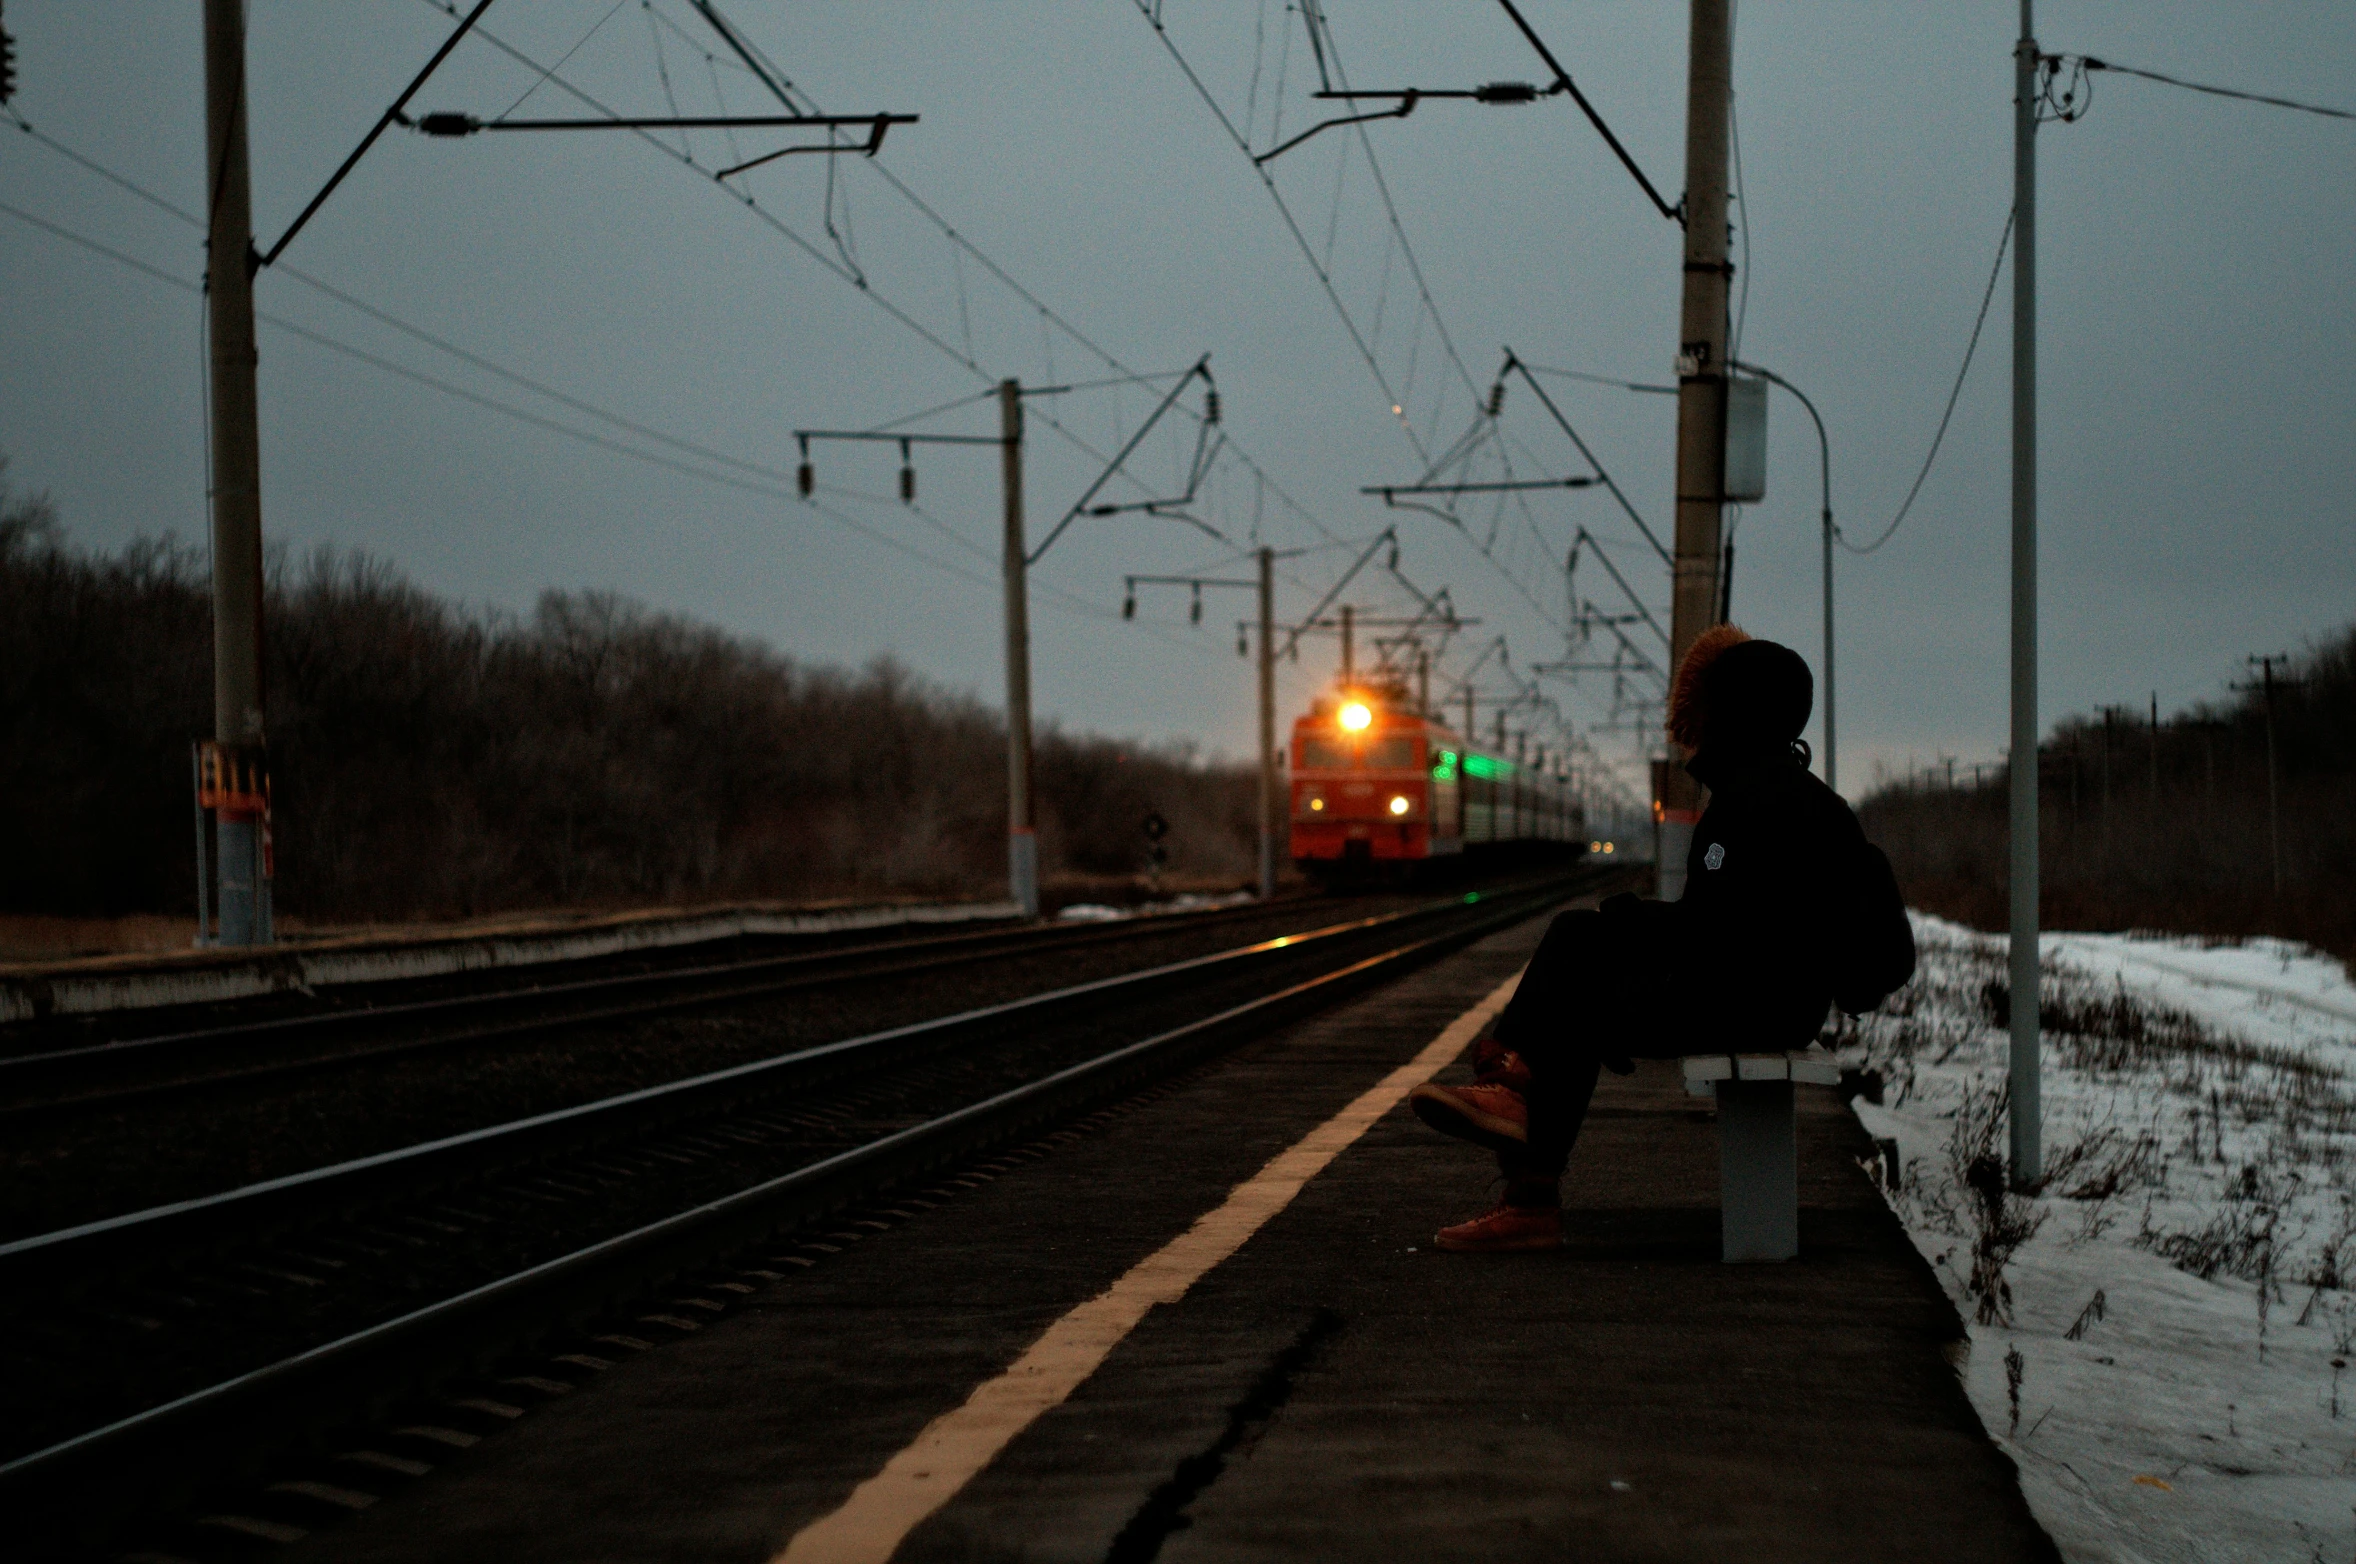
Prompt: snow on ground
<box><xmin>1841</xmin><ymin>915</ymin><xmax>2356</xmax><ymax>1563</ymax></box>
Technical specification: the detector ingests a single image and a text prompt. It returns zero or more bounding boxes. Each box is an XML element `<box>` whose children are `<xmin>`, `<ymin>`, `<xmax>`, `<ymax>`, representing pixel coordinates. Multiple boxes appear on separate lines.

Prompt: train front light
<box><xmin>1338</xmin><ymin>701</ymin><xmax>1372</xmax><ymax>732</ymax></box>
<box><xmin>1309</xmin><ymin>798</ymin><xmax>1325</xmax><ymax>811</ymax></box>
<box><xmin>1388</xmin><ymin>795</ymin><xmax>1410</xmax><ymax>816</ymax></box>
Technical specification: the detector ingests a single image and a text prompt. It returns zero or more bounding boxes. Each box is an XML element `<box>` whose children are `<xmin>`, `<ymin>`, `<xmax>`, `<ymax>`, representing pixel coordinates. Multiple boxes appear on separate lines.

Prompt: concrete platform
<box><xmin>287</xmin><ymin>908</ymin><xmax>2057</xmax><ymax>1564</ymax></box>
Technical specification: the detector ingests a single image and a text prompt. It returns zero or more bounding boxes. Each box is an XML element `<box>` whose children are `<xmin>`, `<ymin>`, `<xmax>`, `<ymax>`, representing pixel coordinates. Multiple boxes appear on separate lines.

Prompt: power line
<box><xmin>1841</xmin><ymin>207</ymin><xmax>2014</xmax><ymax>555</ymax></box>
<box><xmin>2069</xmin><ymin>54</ymin><xmax>2354</xmax><ymax>123</ymax></box>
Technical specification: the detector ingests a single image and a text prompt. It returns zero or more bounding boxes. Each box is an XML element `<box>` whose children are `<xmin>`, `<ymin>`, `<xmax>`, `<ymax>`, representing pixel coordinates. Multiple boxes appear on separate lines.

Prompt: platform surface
<box><xmin>292</xmin><ymin>907</ymin><xmax>2058</xmax><ymax>1564</ymax></box>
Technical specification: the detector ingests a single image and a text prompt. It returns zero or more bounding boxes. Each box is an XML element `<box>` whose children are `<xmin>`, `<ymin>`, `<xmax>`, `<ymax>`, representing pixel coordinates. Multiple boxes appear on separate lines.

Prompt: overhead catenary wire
<box><xmin>410</xmin><ymin>1</ymin><xmax>1326</xmax><ymax>551</ymax></box>
<box><xmin>0</xmin><ymin>194</ymin><xmax>1225</xmax><ymax>651</ymax></box>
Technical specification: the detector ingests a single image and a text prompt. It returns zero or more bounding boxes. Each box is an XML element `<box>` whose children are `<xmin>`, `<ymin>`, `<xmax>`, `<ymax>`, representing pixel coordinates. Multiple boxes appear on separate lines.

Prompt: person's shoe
<box><xmin>1468</xmin><ymin>1033</ymin><xmax>1534</xmax><ymax>1092</ymax></box>
<box><xmin>1408</xmin><ymin>1081</ymin><xmax>1529</xmax><ymax>1153</ymax></box>
<box><xmin>1434</xmin><ymin>1200</ymin><xmax>1563</xmax><ymax>1252</ymax></box>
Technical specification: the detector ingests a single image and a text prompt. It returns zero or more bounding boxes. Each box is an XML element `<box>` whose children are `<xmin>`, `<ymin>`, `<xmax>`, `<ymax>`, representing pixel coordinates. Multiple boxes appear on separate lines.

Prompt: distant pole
<box><xmin>1659</xmin><ymin>0</ymin><xmax>1734</xmax><ymax>900</ymax></box>
<box><xmin>1256</xmin><ymin>545</ymin><xmax>1277</xmax><ymax>900</ymax></box>
<box><xmin>2007</xmin><ymin>0</ymin><xmax>2042</xmax><ymax>1188</ymax></box>
<box><xmin>2256</xmin><ymin>655</ymin><xmax>2284</xmax><ymax>899</ymax></box>
<box><xmin>1000</xmin><ymin>378</ymin><xmax>1038</xmax><ymax>918</ymax></box>
<box><xmin>1340</xmin><ymin>603</ymin><xmax>1354</xmax><ymax>683</ymax></box>
<box><xmin>1462</xmin><ymin>686</ymin><xmax>1475</xmax><ymax>742</ymax></box>
<box><xmin>1416</xmin><ymin>649</ymin><xmax>1431</xmax><ymax>716</ymax></box>
<box><xmin>2148</xmin><ymin>690</ymin><xmax>2159</xmax><ymax>797</ymax></box>
<box><xmin>204</xmin><ymin>0</ymin><xmax>272</xmax><ymax>945</ymax></box>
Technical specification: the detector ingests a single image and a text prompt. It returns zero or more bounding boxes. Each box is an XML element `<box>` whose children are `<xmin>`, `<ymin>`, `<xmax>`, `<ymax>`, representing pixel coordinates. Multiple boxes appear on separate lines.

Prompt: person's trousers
<box><xmin>1489</xmin><ymin>903</ymin><xmax>1691</xmax><ymax>1179</ymax></box>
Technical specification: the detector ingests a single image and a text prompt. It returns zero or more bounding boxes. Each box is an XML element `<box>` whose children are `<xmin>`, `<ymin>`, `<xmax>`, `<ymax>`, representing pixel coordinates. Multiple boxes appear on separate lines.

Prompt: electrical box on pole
<box><xmin>1724</xmin><ymin>374</ymin><xmax>1767</xmax><ymax>503</ymax></box>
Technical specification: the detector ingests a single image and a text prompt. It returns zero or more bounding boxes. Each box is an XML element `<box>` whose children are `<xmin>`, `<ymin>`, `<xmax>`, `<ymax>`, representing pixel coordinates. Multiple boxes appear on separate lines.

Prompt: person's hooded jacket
<box><xmin>1613</xmin><ymin>625</ymin><xmax>1915</xmax><ymax>1047</ymax></box>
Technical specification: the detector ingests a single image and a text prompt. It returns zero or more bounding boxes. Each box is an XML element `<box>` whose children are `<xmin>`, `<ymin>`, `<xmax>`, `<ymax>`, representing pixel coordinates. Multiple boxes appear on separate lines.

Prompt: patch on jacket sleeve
<box><xmin>1704</xmin><ymin>841</ymin><xmax>1726</xmax><ymax>871</ymax></box>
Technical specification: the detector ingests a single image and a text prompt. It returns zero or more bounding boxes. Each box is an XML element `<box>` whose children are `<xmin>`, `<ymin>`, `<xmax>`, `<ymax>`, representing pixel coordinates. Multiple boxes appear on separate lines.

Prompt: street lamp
<box><xmin>1732</xmin><ymin>360</ymin><xmax>1836</xmax><ymax>791</ymax></box>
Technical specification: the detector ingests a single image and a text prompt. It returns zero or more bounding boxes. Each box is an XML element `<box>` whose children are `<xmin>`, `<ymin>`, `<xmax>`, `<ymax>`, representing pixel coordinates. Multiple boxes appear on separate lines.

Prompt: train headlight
<box><xmin>1338</xmin><ymin>701</ymin><xmax>1372</xmax><ymax>731</ymax></box>
<box><xmin>1388</xmin><ymin>795</ymin><xmax>1411</xmax><ymax>816</ymax></box>
<box><xmin>1603</xmin><ymin>841</ymin><xmax>1615</xmax><ymax>854</ymax></box>
<box><xmin>1309</xmin><ymin>798</ymin><xmax>1325</xmax><ymax>811</ymax></box>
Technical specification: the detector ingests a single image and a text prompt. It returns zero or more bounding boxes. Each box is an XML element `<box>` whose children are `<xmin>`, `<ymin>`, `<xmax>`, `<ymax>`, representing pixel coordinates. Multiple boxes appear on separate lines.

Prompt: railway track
<box><xmin>0</xmin><ymin>888</ymin><xmax>1347</xmax><ymax>1116</ymax></box>
<box><xmin>0</xmin><ymin>868</ymin><xmax>1610</xmax><ymax>1556</ymax></box>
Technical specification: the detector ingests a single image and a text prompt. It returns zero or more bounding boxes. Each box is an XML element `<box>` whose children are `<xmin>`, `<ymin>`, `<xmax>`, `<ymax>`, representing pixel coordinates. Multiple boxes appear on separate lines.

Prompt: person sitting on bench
<box><xmin>1409</xmin><ymin>625</ymin><xmax>1916</xmax><ymax>1252</ymax></box>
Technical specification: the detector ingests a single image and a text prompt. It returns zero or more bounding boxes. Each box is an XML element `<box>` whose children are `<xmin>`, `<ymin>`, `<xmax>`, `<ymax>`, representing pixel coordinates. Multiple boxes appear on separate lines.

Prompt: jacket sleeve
<box><xmin>1831</xmin><ymin>840</ymin><xmax>1915</xmax><ymax>1015</ymax></box>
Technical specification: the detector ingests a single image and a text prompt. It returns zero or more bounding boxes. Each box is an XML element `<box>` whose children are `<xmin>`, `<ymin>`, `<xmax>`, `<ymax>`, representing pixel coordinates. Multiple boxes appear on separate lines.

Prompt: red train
<box><xmin>1289</xmin><ymin>687</ymin><xmax>1583</xmax><ymax>879</ymax></box>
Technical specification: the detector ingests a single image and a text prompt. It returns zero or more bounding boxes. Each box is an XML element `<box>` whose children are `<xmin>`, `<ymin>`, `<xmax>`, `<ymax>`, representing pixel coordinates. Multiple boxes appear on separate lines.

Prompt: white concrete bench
<box><xmin>1679</xmin><ymin>1048</ymin><xmax>1842</xmax><ymax>1262</ymax></box>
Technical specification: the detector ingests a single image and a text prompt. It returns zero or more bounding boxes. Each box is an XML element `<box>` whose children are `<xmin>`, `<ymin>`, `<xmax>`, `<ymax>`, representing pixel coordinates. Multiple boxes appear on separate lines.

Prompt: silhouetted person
<box><xmin>1409</xmin><ymin>625</ymin><xmax>1916</xmax><ymax>1251</ymax></box>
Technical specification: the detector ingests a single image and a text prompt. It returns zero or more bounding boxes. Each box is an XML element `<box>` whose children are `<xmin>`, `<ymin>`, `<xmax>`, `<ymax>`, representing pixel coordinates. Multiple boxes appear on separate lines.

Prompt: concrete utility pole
<box><xmin>1658</xmin><ymin>0</ymin><xmax>1733</xmax><ymax>900</ymax></box>
<box><xmin>2252</xmin><ymin>654</ymin><xmax>2288</xmax><ymax>899</ymax></box>
<box><xmin>204</xmin><ymin>0</ymin><xmax>272</xmax><ymax>944</ymax></box>
<box><xmin>2007</xmin><ymin>0</ymin><xmax>2043</xmax><ymax>1187</ymax></box>
<box><xmin>1000</xmin><ymin>378</ymin><xmax>1037</xmax><ymax>918</ymax></box>
<box><xmin>1339</xmin><ymin>604</ymin><xmax>1355</xmax><ymax>684</ymax></box>
<box><xmin>1256</xmin><ymin>546</ymin><xmax>1277</xmax><ymax>900</ymax></box>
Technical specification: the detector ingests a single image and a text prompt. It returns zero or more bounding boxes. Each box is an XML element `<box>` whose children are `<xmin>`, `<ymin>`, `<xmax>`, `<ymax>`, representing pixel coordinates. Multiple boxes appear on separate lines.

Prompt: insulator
<box><xmin>417</xmin><ymin>111</ymin><xmax>478</xmax><ymax>137</ymax></box>
<box><xmin>1122</xmin><ymin>594</ymin><xmax>1136</xmax><ymax>620</ymax></box>
<box><xmin>1190</xmin><ymin>584</ymin><xmax>1203</xmax><ymax>624</ymax></box>
<box><xmin>1237</xmin><ymin>629</ymin><xmax>1248</xmax><ymax>657</ymax></box>
<box><xmin>1386</xmin><ymin>541</ymin><xmax>1400</xmax><ymax>569</ymax></box>
<box><xmin>1204</xmin><ymin>389</ymin><xmax>1222</xmax><ymax>425</ymax></box>
<box><xmin>1487</xmin><ymin>381</ymin><xmax>1506</xmax><ymax>418</ymax></box>
<box><xmin>1476</xmin><ymin>81</ymin><xmax>1540</xmax><ymax>104</ymax></box>
<box><xmin>797</xmin><ymin>462</ymin><xmax>814</xmax><ymax>498</ymax></box>
<box><xmin>899</xmin><ymin>465</ymin><xmax>916</xmax><ymax>504</ymax></box>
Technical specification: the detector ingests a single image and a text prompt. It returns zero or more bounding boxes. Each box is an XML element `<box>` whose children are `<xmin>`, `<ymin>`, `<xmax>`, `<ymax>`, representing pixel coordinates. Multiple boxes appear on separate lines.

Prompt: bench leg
<box><xmin>1716</xmin><ymin>1079</ymin><xmax>1797</xmax><ymax>1262</ymax></box>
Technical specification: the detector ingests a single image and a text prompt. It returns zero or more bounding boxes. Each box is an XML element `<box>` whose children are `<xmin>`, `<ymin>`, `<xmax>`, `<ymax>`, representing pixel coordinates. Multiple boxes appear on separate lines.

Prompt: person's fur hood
<box><xmin>1668</xmin><ymin>623</ymin><xmax>1752</xmax><ymax>752</ymax></box>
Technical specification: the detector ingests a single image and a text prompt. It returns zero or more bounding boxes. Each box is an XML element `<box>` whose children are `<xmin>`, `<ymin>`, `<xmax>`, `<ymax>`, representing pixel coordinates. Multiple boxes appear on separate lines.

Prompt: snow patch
<box><xmin>1842</xmin><ymin>914</ymin><xmax>2356</xmax><ymax>1562</ymax></box>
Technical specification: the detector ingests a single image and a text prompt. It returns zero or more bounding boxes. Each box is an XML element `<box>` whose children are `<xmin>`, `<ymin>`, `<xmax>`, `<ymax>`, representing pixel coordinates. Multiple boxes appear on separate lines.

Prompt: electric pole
<box><xmin>1001</xmin><ymin>378</ymin><xmax>1037</xmax><ymax>918</ymax></box>
<box><xmin>1257</xmin><ymin>546</ymin><xmax>1277</xmax><ymax>899</ymax></box>
<box><xmin>1658</xmin><ymin>0</ymin><xmax>1733</xmax><ymax>899</ymax></box>
<box><xmin>204</xmin><ymin>0</ymin><xmax>272</xmax><ymax>945</ymax></box>
<box><xmin>2008</xmin><ymin>0</ymin><xmax>2043</xmax><ymax>1187</ymax></box>
<box><xmin>2250</xmin><ymin>654</ymin><xmax>2290</xmax><ymax>899</ymax></box>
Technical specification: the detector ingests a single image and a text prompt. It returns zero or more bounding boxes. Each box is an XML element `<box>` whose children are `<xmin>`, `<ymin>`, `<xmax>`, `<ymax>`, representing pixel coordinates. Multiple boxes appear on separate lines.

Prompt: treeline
<box><xmin>0</xmin><ymin>464</ymin><xmax>1259</xmax><ymax>924</ymax></box>
<box><xmin>1859</xmin><ymin>625</ymin><xmax>2356</xmax><ymax>962</ymax></box>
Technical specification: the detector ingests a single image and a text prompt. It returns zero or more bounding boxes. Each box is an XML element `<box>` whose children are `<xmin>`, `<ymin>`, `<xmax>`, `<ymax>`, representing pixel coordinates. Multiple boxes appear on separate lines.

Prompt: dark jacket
<box><xmin>1643</xmin><ymin>749</ymin><xmax>1915</xmax><ymax>1048</ymax></box>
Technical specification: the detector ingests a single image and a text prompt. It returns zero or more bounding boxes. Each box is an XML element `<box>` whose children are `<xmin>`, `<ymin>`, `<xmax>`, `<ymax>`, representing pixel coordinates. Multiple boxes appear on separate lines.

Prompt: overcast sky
<box><xmin>3</xmin><ymin>2</ymin><xmax>2350</xmax><ymax>808</ymax></box>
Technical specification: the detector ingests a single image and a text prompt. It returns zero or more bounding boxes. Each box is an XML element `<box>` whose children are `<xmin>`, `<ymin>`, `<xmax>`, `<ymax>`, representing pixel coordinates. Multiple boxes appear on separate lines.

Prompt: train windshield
<box><xmin>1301</xmin><ymin>736</ymin><xmax>1419</xmax><ymax>769</ymax></box>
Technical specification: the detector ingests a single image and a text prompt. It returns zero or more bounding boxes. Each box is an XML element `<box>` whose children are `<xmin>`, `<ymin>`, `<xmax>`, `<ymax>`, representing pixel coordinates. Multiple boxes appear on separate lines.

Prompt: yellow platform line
<box><xmin>771</xmin><ymin>970</ymin><xmax>1522</xmax><ymax>1564</ymax></box>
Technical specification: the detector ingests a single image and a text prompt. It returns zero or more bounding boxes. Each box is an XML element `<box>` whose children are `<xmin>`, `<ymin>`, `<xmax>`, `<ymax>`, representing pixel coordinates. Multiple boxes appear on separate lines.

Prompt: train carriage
<box><xmin>1289</xmin><ymin>687</ymin><xmax>1582</xmax><ymax>879</ymax></box>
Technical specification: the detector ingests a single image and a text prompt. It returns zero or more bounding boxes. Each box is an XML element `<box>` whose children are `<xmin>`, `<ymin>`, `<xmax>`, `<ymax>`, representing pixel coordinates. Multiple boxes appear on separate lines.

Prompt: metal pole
<box><xmin>1340</xmin><ymin>603</ymin><xmax>1354</xmax><ymax>683</ymax></box>
<box><xmin>2261</xmin><ymin>657</ymin><xmax>2282</xmax><ymax>899</ymax></box>
<box><xmin>1659</xmin><ymin>0</ymin><xmax>1734</xmax><ymax>900</ymax></box>
<box><xmin>1001</xmin><ymin>378</ymin><xmax>1038</xmax><ymax>918</ymax></box>
<box><xmin>1257</xmin><ymin>545</ymin><xmax>1277</xmax><ymax>900</ymax></box>
<box><xmin>204</xmin><ymin>0</ymin><xmax>271</xmax><ymax>946</ymax></box>
<box><xmin>2007</xmin><ymin>0</ymin><xmax>2042</xmax><ymax>1187</ymax></box>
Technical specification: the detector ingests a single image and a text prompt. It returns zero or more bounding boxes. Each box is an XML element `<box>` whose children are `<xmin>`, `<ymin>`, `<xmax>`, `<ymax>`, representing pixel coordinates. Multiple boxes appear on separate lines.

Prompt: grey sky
<box><xmin>3</xmin><ymin>2</ymin><xmax>2350</xmax><ymax>809</ymax></box>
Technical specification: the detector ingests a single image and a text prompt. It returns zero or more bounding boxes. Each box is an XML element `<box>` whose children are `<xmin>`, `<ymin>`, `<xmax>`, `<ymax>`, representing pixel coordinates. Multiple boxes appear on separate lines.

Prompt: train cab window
<box><xmin>1365</xmin><ymin>737</ymin><xmax>1416</xmax><ymax>769</ymax></box>
<box><xmin>1300</xmin><ymin>738</ymin><xmax>1350</xmax><ymax>770</ymax></box>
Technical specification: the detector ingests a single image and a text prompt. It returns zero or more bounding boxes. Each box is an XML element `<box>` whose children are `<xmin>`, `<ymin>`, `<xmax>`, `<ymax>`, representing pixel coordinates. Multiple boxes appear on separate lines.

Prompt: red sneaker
<box><xmin>1408</xmin><ymin>1081</ymin><xmax>1529</xmax><ymax>1153</ymax></box>
<box><xmin>1435</xmin><ymin>1201</ymin><xmax>1563</xmax><ymax>1252</ymax></box>
<box><xmin>1468</xmin><ymin>1033</ymin><xmax>1533</xmax><ymax>1092</ymax></box>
